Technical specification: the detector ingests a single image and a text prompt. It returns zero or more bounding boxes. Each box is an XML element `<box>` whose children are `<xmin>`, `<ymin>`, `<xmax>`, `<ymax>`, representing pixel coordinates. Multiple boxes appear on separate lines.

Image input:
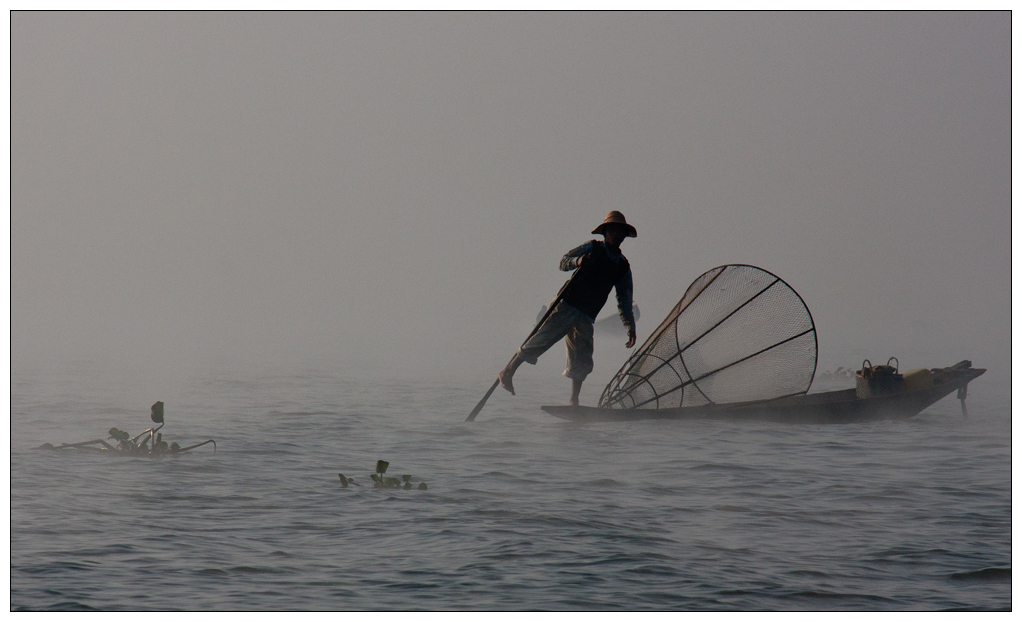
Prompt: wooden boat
<box><xmin>542</xmin><ymin>360</ymin><xmax>985</xmax><ymax>424</ymax></box>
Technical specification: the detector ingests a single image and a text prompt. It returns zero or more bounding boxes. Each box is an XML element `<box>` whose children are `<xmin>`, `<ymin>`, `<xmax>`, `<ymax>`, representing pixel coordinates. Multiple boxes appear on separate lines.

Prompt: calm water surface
<box><xmin>11</xmin><ymin>365</ymin><xmax>1011</xmax><ymax>610</ymax></box>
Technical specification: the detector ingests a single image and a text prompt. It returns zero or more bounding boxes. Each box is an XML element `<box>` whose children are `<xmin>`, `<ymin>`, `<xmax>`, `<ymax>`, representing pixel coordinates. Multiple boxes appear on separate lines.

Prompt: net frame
<box><xmin>598</xmin><ymin>264</ymin><xmax>818</xmax><ymax>410</ymax></box>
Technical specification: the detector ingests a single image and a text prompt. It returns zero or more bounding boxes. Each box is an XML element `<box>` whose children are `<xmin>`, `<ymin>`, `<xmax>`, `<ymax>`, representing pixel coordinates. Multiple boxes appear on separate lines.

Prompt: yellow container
<box><xmin>902</xmin><ymin>368</ymin><xmax>933</xmax><ymax>392</ymax></box>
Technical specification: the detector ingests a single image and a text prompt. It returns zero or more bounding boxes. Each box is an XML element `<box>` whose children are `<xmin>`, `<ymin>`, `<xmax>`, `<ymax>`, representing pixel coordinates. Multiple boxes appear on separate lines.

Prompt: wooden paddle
<box><xmin>466</xmin><ymin>273</ymin><xmax>579</xmax><ymax>422</ymax></box>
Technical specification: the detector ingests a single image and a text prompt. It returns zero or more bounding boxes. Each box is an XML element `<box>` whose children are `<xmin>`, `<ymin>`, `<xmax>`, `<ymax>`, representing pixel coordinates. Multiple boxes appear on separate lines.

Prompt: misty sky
<box><xmin>11</xmin><ymin>12</ymin><xmax>1011</xmax><ymax>388</ymax></box>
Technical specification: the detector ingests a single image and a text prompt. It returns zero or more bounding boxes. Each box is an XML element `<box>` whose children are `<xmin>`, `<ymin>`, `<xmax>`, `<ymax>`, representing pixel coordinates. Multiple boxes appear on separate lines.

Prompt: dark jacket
<box><xmin>559</xmin><ymin>240</ymin><xmax>635</xmax><ymax>330</ymax></box>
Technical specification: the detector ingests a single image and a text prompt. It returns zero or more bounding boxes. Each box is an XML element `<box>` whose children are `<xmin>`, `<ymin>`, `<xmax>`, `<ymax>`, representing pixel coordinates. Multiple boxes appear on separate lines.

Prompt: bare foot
<box><xmin>498</xmin><ymin>369</ymin><xmax>515</xmax><ymax>395</ymax></box>
<box><xmin>570</xmin><ymin>377</ymin><xmax>583</xmax><ymax>406</ymax></box>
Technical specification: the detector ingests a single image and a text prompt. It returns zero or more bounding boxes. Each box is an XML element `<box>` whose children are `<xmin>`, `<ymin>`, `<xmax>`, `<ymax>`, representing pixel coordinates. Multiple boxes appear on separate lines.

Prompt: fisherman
<box><xmin>498</xmin><ymin>211</ymin><xmax>637</xmax><ymax>406</ymax></box>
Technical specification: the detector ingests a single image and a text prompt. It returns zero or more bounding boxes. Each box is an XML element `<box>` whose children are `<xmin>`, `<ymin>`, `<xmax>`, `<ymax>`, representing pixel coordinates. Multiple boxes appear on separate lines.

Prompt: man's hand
<box><xmin>626</xmin><ymin>329</ymin><xmax>636</xmax><ymax>348</ymax></box>
<box><xmin>577</xmin><ymin>253</ymin><xmax>593</xmax><ymax>269</ymax></box>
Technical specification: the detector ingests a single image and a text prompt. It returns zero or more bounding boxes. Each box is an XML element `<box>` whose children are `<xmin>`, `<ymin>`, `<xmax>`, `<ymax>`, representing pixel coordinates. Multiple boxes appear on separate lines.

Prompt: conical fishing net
<box><xmin>599</xmin><ymin>265</ymin><xmax>817</xmax><ymax>409</ymax></box>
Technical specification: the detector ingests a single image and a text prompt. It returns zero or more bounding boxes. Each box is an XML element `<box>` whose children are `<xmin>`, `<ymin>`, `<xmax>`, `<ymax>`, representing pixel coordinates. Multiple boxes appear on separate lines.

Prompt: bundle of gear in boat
<box><xmin>35</xmin><ymin>401</ymin><xmax>216</xmax><ymax>457</ymax></box>
<box><xmin>855</xmin><ymin>358</ymin><xmax>975</xmax><ymax>416</ymax></box>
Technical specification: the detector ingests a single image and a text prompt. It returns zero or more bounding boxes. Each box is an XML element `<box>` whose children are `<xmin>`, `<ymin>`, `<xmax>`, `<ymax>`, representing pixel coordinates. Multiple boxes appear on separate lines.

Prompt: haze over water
<box><xmin>10</xmin><ymin>365</ymin><xmax>1013</xmax><ymax>610</ymax></box>
<box><xmin>10</xmin><ymin>12</ymin><xmax>1012</xmax><ymax>611</ymax></box>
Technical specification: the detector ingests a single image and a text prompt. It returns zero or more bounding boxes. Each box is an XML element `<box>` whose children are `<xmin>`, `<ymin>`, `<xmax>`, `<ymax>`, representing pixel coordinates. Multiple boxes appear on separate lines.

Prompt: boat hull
<box><xmin>542</xmin><ymin>364</ymin><xmax>985</xmax><ymax>424</ymax></box>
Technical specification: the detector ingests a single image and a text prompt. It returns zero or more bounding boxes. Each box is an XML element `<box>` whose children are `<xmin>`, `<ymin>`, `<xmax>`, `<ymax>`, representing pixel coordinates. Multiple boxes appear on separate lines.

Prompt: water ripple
<box><xmin>11</xmin><ymin>370</ymin><xmax>1010</xmax><ymax>610</ymax></box>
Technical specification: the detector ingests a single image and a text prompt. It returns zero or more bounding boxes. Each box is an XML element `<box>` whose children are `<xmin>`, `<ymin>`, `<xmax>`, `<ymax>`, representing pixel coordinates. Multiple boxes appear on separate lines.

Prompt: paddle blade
<box><xmin>466</xmin><ymin>379</ymin><xmax>500</xmax><ymax>422</ymax></box>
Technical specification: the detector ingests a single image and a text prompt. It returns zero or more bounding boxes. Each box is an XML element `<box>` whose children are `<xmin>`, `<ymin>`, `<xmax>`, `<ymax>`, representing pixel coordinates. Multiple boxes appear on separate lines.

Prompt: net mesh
<box><xmin>599</xmin><ymin>265</ymin><xmax>817</xmax><ymax>409</ymax></box>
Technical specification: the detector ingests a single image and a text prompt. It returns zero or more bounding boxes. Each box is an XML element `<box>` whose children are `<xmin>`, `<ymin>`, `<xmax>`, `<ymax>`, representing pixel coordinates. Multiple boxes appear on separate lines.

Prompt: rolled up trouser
<box><xmin>517</xmin><ymin>301</ymin><xmax>595</xmax><ymax>381</ymax></box>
